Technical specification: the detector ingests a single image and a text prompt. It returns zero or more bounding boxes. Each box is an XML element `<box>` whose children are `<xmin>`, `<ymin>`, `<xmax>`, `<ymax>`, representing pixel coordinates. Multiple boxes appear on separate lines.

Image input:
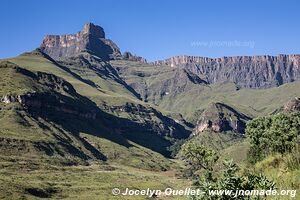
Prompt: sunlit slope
<box><xmin>0</xmin><ymin>61</ymin><xmax>176</xmax><ymax>170</ymax></box>
<box><xmin>111</xmin><ymin>60</ymin><xmax>300</xmax><ymax>124</ymax></box>
<box><xmin>8</xmin><ymin>50</ymin><xmax>142</xmax><ymax>106</ymax></box>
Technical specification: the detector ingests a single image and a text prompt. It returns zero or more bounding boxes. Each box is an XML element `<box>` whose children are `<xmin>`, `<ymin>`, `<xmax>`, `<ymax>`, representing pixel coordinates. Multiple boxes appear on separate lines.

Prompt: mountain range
<box><xmin>1</xmin><ymin>22</ymin><xmax>299</xmax><ymax>199</ymax></box>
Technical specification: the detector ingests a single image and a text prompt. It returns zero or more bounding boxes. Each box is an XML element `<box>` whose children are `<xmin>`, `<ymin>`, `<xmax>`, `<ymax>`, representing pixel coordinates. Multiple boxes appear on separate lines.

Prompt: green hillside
<box><xmin>1</xmin><ymin>51</ymin><xmax>299</xmax><ymax>199</ymax></box>
<box><xmin>111</xmin><ymin>60</ymin><xmax>300</xmax><ymax>124</ymax></box>
<box><xmin>0</xmin><ymin>57</ymin><xmax>192</xmax><ymax>199</ymax></box>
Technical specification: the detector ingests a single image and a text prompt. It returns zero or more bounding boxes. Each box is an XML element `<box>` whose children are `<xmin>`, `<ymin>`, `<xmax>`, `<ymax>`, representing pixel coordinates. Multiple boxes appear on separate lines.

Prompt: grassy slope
<box><xmin>111</xmin><ymin>60</ymin><xmax>300</xmax><ymax>199</ymax></box>
<box><xmin>0</xmin><ymin>162</ymin><xmax>190</xmax><ymax>200</ymax></box>
<box><xmin>253</xmin><ymin>153</ymin><xmax>300</xmax><ymax>199</ymax></box>
<box><xmin>2</xmin><ymin>54</ymin><xmax>299</xmax><ymax>198</ymax></box>
<box><xmin>0</xmin><ymin>62</ymin><xmax>173</xmax><ymax>168</ymax></box>
<box><xmin>111</xmin><ymin>60</ymin><xmax>300</xmax><ymax>124</ymax></box>
<box><xmin>7</xmin><ymin>52</ymin><xmax>184</xmax><ymax>130</ymax></box>
<box><xmin>8</xmin><ymin>51</ymin><xmax>141</xmax><ymax>107</ymax></box>
<box><xmin>0</xmin><ymin>58</ymin><xmax>191</xmax><ymax>198</ymax></box>
<box><xmin>158</xmin><ymin>81</ymin><xmax>300</xmax><ymax>123</ymax></box>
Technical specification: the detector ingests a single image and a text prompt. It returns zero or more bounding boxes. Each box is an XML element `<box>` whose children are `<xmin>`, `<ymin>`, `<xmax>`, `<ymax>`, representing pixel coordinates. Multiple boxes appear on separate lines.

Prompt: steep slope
<box><xmin>40</xmin><ymin>23</ymin><xmax>121</xmax><ymax>60</ymax></box>
<box><xmin>110</xmin><ymin>60</ymin><xmax>207</xmax><ymax>104</ymax></box>
<box><xmin>193</xmin><ymin>102</ymin><xmax>251</xmax><ymax>134</ymax></box>
<box><xmin>0</xmin><ymin>61</ymin><xmax>180</xmax><ymax>169</ymax></box>
<box><xmin>153</xmin><ymin>55</ymin><xmax>300</xmax><ymax>89</ymax></box>
<box><xmin>2</xmin><ymin>51</ymin><xmax>192</xmax><ymax>166</ymax></box>
<box><xmin>0</xmin><ymin>62</ymin><xmax>191</xmax><ymax>198</ymax></box>
<box><xmin>111</xmin><ymin>59</ymin><xmax>300</xmax><ymax>124</ymax></box>
<box><xmin>58</xmin><ymin>52</ymin><xmax>142</xmax><ymax>100</ymax></box>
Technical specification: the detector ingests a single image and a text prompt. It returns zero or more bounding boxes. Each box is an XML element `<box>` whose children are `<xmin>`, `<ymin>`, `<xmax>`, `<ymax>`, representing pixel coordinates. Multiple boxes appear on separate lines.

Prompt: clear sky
<box><xmin>0</xmin><ymin>0</ymin><xmax>299</xmax><ymax>61</ymax></box>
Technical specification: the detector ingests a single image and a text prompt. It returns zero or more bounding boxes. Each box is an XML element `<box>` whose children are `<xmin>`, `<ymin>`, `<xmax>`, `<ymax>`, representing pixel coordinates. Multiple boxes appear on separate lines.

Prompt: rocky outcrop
<box><xmin>102</xmin><ymin>102</ymin><xmax>190</xmax><ymax>139</ymax></box>
<box><xmin>122</xmin><ymin>52</ymin><xmax>147</xmax><ymax>63</ymax></box>
<box><xmin>193</xmin><ymin>102</ymin><xmax>251</xmax><ymax>134</ymax></box>
<box><xmin>40</xmin><ymin>23</ymin><xmax>121</xmax><ymax>60</ymax></box>
<box><xmin>284</xmin><ymin>97</ymin><xmax>300</xmax><ymax>112</ymax></box>
<box><xmin>1</xmin><ymin>92</ymin><xmax>97</xmax><ymax>120</ymax></box>
<box><xmin>152</xmin><ymin>55</ymin><xmax>300</xmax><ymax>89</ymax></box>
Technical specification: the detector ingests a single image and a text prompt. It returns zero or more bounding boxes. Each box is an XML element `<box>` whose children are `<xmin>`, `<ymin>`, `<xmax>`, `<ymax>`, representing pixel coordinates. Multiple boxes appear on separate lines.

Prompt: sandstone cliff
<box><xmin>122</xmin><ymin>52</ymin><xmax>147</xmax><ymax>63</ymax></box>
<box><xmin>152</xmin><ymin>55</ymin><xmax>300</xmax><ymax>88</ymax></box>
<box><xmin>284</xmin><ymin>97</ymin><xmax>300</xmax><ymax>112</ymax></box>
<box><xmin>193</xmin><ymin>102</ymin><xmax>251</xmax><ymax>134</ymax></box>
<box><xmin>40</xmin><ymin>23</ymin><xmax>121</xmax><ymax>60</ymax></box>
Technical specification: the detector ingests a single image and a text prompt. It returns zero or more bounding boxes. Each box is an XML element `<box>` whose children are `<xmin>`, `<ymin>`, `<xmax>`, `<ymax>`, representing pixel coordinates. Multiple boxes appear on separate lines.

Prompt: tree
<box><xmin>246</xmin><ymin>116</ymin><xmax>271</xmax><ymax>162</ymax></box>
<box><xmin>179</xmin><ymin>141</ymin><xmax>219</xmax><ymax>180</ymax></box>
<box><xmin>246</xmin><ymin>112</ymin><xmax>300</xmax><ymax>162</ymax></box>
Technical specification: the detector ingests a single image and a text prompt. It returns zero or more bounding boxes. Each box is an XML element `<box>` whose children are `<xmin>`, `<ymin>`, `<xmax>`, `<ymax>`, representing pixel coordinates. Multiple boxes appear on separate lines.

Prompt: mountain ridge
<box><xmin>40</xmin><ymin>23</ymin><xmax>121</xmax><ymax>61</ymax></box>
<box><xmin>151</xmin><ymin>54</ymin><xmax>300</xmax><ymax>89</ymax></box>
<box><xmin>39</xmin><ymin>22</ymin><xmax>300</xmax><ymax>90</ymax></box>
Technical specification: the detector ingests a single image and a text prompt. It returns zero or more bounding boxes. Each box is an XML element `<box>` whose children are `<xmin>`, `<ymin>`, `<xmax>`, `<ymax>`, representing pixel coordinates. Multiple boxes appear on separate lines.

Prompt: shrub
<box><xmin>246</xmin><ymin>112</ymin><xmax>300</xmax><ymax>162</ymax></box>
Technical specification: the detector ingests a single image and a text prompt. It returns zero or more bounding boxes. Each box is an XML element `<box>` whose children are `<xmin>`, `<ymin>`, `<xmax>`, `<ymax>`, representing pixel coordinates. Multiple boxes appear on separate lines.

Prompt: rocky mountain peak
<box><xmin>81</xmin><ymin>22</ymin><xmax>105</xmax><ymax>38</ymax></box>
<box><xmin>122</xmin><ymin>51</ymin><xmax>147</xmax><ymax>63</ymax></box>
<box><xmin>40</xmin><ymin>23</ymin><xmax>121</xmax><ymax>61</ymax></box>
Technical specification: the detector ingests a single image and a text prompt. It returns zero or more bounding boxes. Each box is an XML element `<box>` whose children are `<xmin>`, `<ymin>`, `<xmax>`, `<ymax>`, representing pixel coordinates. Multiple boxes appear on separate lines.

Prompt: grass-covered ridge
<box><xmin>1</xmin><ymin>51</ymin><xmax>300</xmax><ymax>199</ymax></box>
<box><xmin>0</xmin><ymin>61</ymin><xmax>177</xmax><ymax>168</ymax></box>
<box><xmin>0</xmin><ymin>51</ymin><xmax>198</xmax><ymax>199</ymax></box>
<box><xmin>111</xmin><ymin>60</ymin><xmax>300</xmax><ymax>124</ymax></box>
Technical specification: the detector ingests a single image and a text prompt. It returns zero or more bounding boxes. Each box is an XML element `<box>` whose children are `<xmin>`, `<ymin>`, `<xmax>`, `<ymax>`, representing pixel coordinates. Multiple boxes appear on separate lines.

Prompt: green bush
<box><xmin>190</xmin><ymin>160</ymin><xmax>275</xmax><ymax>200</ymax></box>
<box><xmin>179</xmin><ymin>141</ymin><xmax>219</xmax><ymax>180</ymax></box>
<box><xmin>179</xmin><ymin>142</ymin><xmax>275</xmax><ymax>199</ymax></box>
<box><xmin>246</xmin><ymin>112</ymin><xmax>300</xmax><ymax>162</ymax></box>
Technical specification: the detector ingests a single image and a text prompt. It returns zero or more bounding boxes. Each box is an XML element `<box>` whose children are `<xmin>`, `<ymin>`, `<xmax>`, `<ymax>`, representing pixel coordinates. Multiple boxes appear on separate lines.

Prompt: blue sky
<box><xmin>0</xmin><ymin>0</ymin><xmax>299</xmax><ymax>61</ymax></box>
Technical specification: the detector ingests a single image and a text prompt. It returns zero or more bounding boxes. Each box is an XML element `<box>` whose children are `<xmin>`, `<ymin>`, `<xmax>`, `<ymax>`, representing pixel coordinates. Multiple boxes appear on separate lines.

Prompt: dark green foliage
<box><xmin>179</xmin><ymin>141</ymin><xmax>219</xmax><ymax>180</ymax></box>
<box><xmin>168</xmin><ymin>139</ymin><xmax>187</xmax><ymax>158</ymax></box>
<box><xmin>246</xmin><ymin>112</ymin><xmax>300</xmax><ymax>162</ymax></box>
<box><xmin>178</xmin><ymin>141</ymin><xmax>275</xmax><ymax>199</ymax></box>
<box><xmin>191</xmin><ymin>160</ymin><xmax>275</xmax><ymax>200</ymax></box>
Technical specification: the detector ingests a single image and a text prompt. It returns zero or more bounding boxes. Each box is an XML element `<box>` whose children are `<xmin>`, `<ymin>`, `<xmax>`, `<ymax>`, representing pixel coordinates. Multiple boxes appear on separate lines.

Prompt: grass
<box><xmin>9</xmin><ymin>53</ymin><xmax>299</xmax><ymax>126</ymax></box>
<box><xmin>0</xmin><ymin>61</ymin><xmax>45</xmax><ymax>96</ymax></box>
<box><xmin>218</xmin><ymin>139</ymin><xmax>250</xmax><ymax>167</ymax></box>
<box><xmin>1</xmin><ymin>53</ymin><xmax>299</xmax><ymax>199</ymax></box>
<box><xmin>183</xmin><ymin>131</ymin><xmax>249</xmax><ymax>172</ymax></box>
<box><xmin>7</xmin><ymin>51</ymin><xmax>140</xmax><ymax>107</ymax></box>
<box><xmin>0</xmin><ymin>98</ymin><xmax>188</xmax><ymax>199</ymax></box>
<box><xmin>0</xmin><ymin>59</ymin><xmax>178</xmax><ymax>170</ymax></box>
<box><xmin>0</xmin><ymin>101</ymin><xmax>176</xmax><ymax>170</ymax></box>
<box><xmin>253</xmin><ymin>152</ymin><xmax>300</xmax><ymax>200</ymax></box>
<box><xmin>111</xmin><ymin>60</ymin><xmax>300</xmax><ymax>124</ymax></box>
<box><xmin>0</xmin><ymin>161</ymin><xmax>190</xmax><ymax>200</ymax></box>
<box><xmin>187</xmin><ymin>131</ymin><xmax>243</xmax><ymax>151</ymax></box>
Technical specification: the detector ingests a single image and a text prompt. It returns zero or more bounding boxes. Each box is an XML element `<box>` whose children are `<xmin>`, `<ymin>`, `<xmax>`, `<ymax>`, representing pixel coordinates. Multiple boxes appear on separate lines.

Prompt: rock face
<box><xmin>152</xmin><ymin>55</ymin><xmax>300</xmax><ymax>89</ymax></box>
<box><xmin>122</xmin><ymin>52</ymin><xmax>147</xmax><ymax>63</ymax></box>
<box><xmin>40</xmin><ymin>23</ymin><xmax>121</xmax><ymax>60</ymax></box>
<box><xmin>1</xmin><ymin>92</ymin><xmax>97</xmax><ymax>120</ymax></box>
<box><xmin>103</xmin><ymin>102</ymin><xmax>190</xmax><ymax>139</ymax></box>
<box><xmin>193</xmin><ymin>102</ymin><xmax>251</xmax><ymax>134</ymax></box>
<box><xmin>284</xmin><ymin>97</ymin><xmax>300</xmax><ymax>112</ymax></box>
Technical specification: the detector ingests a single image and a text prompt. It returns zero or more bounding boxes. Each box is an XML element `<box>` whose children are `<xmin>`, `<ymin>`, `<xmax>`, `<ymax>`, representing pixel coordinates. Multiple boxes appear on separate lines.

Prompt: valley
<box><xmin>0</xmin><ymin>22</ymin><xmax>299</xmax><ymax>199</ymax></box>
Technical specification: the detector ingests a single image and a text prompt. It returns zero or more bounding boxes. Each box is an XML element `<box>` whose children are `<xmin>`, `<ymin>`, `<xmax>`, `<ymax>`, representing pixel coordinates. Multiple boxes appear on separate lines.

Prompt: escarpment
<box><xmin>153</xmin><ymin>55</ymin><xmax>300</xmax><ymax>89</ymax></box>
<box><xmin>40</xmin><ymin>23</ymin><xmax>121</xmax><ymax>60</ymax></box>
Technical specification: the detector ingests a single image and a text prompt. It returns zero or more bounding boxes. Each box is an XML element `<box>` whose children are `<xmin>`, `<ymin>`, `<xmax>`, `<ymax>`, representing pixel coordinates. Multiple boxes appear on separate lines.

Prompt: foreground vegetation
<box><xmin>0</xmin><ymin>161</ymin><xmax>190</xmax><ymax>200</ymax></box>
<box><xmin>177</xmin><ymin>112</ymin><xmax>300</xmax><ymax>199</ymax></box>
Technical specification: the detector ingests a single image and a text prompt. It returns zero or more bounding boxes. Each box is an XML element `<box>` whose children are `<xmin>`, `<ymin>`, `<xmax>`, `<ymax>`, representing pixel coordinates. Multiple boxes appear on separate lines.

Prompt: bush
<box><xmin>179</xmin><ymin>141</ymin><xmax>219</xmax><ymax>180</ymax></box>
<box><xmin>191</xmin><ymin>160</ymin><xmax>275</xmax><ymax>200</ymax></box>
<box><xmin>246</xmin><ymin>112</ymin><xmax>300</xmax><ymax>162</ymax></box>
